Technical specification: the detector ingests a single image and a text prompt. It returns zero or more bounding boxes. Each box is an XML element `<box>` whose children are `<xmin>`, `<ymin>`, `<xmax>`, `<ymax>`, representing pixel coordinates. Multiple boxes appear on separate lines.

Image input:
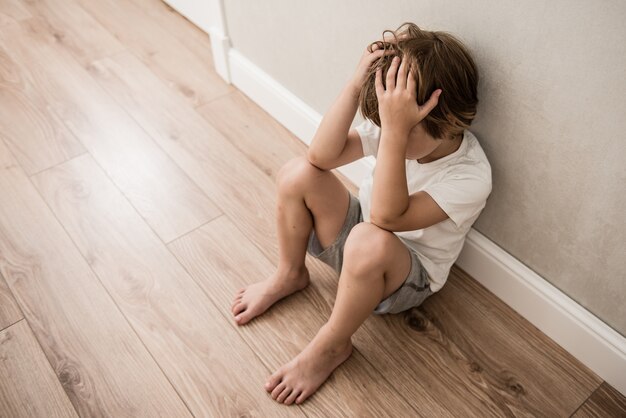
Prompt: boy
<box><xmin>231</xmin><ymin>22</ymin><xmax>492</xmax><ymax>405</ymax></box>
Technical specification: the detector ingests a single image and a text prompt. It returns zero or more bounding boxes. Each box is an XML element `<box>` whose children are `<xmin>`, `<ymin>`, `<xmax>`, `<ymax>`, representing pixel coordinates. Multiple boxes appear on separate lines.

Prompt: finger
<box><xmin>367</xmin><ymin>48</ymin><xmax>387</xmax><ymax>61</ymax></box>
<box><xmin>407</xmin><ymin>69</ymin><xmax>417</xmax><ymax>97</ymax></box>
<box><xmin>386</xmin><ymin>56</ymin><xmax>400</xmax><ymax>90</ymax></box>
<box><xmin>419</xmin><ymin>89</ymin><xmax>442</xmax><ymax>117</ymax></box>
<box><xmin>397</xmin><ymin>58</ymin><xmax>407</xmax><ymax>90</ymax></box>
<box><xmin>375</xmin><ymin>67</ymin><xmax>385</xmax><ymax>97</ymax></box>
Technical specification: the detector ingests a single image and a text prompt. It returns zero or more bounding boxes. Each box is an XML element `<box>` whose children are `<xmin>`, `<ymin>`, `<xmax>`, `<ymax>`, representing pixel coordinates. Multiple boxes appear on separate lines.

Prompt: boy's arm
<box><xmin>370</xmin><ymin>56</ymin><xmax>448</xmax><ymax>230</ymax></box>
<box><xmin>370</xmin><ymin>132</ymin><xmax>449</xmax><ymax>231</ymax></box>
<box><xmin>308</xmin><ymin>44</ymin><xmax>394</xmax><ymax>166</ymax></box>
<box><xmin>306</xmin><ymin>83</ymin><xmax>361</xmax><ymax>166</ymax></box>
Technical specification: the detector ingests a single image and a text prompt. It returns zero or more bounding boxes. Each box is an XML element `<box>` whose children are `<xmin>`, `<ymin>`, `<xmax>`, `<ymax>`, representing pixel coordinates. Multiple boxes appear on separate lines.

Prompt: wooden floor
<box><xmin>0</xmin><ymin>0</ymin><xmax>625</xmax><ymax>416</ymax></box>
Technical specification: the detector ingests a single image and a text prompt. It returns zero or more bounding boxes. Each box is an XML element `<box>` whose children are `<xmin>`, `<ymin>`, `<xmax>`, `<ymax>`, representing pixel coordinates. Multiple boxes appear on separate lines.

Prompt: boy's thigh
<box><xmin>305</xmin><ymin>175</ymin><xmax>352</xmax><ymax>251</ymax></box>
<box><xmin>341</xmin><ymin>221</ymin><xmax>415</xmax><ymax>298</ymax></box>
<box><xmin>307</xmin><ymin>192</ymin><xmax>362</xmax><ymax>273</ymax></box>
<box><xmin>374</xmin><ymin>247</ymin><xmax>432</xmax><ymax>315</ymax></box>
<box><xmin>308</xmin><ymin>211</ymin><xmax>433</xmax><ymax>315</ymax></box>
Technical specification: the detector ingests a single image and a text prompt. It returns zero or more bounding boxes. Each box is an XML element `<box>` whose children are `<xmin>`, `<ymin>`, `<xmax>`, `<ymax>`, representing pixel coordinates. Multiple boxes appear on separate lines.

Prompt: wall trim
<box><xmin>208</xmin><ymin>30</ymin><xmax>626</xmax><ymax>396</ymax></box>
<box><xmin>208</xmin><ymin>27</ymin><xmax>231</xmax><ymax>83</ymax></box>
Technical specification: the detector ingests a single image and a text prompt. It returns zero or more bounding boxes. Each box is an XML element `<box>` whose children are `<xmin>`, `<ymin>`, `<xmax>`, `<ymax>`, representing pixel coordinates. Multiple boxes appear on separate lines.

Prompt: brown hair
<box><xmin>358</xmin><ymin>22</ymin><xmax>479</xmax><ymax>140</ymax></box>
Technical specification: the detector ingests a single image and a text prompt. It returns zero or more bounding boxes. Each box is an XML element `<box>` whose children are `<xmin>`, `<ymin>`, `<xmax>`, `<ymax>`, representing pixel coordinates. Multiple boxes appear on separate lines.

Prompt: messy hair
<box><xmin>358</xmin><ymin>22</ymin><xmax>479</xmax><ymax>140</ymax></box>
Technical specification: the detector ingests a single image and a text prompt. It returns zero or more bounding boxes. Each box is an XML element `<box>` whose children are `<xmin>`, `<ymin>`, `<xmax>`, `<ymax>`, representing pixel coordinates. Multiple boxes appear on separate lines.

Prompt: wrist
<box><xmin>381</xmin><ymin>125</ymin><xmax>411</xmax><ymax>141</ymax></box>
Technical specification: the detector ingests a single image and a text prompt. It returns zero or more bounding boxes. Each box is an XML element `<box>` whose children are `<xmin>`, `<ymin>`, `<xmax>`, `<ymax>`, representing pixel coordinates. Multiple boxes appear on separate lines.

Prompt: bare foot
<box><xmin>231</xmin><ymin>267</ymin><xmax>310</xmax><ymax>325</ymax></box>
<box><xmin>264</xmin><ymin>324</ymin><xmax>353</xmax><ymax>405</ymax></box>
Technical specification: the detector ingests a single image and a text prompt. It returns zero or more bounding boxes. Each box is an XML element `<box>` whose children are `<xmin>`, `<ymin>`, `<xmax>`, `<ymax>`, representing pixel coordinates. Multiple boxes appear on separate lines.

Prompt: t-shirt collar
<box><xmin>413</xmin><ymin>130</ymin><xmax>468</xmax><ymax>169</ymax></box>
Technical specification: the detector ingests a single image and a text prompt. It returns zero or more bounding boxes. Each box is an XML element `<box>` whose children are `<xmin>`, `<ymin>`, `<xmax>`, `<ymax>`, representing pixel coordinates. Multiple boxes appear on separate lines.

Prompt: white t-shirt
<box><xmin>355</xmin><ymin>119</ymin><xmax>492</xmax><ymax>292</ymax></box>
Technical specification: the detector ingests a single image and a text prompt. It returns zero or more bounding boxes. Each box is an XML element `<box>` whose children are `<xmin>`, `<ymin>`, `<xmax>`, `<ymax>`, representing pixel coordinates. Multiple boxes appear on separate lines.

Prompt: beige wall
<box><xmin>224</xmin><ymin>0</ymin><xmax>626</xmax><ymax>336</ymax></box>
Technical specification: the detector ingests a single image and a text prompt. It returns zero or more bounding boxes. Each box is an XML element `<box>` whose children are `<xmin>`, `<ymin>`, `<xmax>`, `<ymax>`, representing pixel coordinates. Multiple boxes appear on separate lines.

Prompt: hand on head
<box><xmin>350</xmin><ymin>42</ymin><xmax>396</xmax><ymax>93</ymax></box>
<box><xmin>374</xmin><ymin>55</ymin><xmax>442</xmax><ymax>138</ymax></box>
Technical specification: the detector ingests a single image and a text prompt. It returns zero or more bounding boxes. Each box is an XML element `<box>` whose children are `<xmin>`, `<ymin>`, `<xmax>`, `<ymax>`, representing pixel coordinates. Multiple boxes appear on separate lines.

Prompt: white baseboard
<box><xmin>208</xmin><ymin>27</ymin><xmax>231</xmax><ymax>83</ymax></box>
<box><xmin>228</xmin><ymin>49</ymin><xmax>320</xmax><ymax>144</ymax></box>
<box><xmin>210</xmin><ymin>35</ymin><xmax>626</xmax><ymax>396</ymax></box>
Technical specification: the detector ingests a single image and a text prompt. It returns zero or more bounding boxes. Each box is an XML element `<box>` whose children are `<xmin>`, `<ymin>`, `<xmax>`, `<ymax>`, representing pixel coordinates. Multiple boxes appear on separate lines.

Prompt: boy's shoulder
<box><xmin>444</xmin><ymin>130</ymin><xmax>491</xmax><ymax>181</ymax></box>
<box><xmin>414</xmin><ymin>130</ymin><xmax>492</xmax><ymax>201</ymax></box>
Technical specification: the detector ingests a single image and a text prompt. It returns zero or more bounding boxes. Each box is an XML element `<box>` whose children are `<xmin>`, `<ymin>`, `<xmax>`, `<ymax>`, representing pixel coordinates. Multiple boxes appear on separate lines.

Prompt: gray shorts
<box><xmin>306</xmin><ymin>192</ymin><xmax>433</xmax><ymax>315</ymax></box>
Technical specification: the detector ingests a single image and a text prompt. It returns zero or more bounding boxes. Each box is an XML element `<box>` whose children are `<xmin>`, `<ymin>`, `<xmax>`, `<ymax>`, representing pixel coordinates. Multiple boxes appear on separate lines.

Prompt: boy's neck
<box><xmin>417</xmin><ymin>133</ymin><xmax>463</xmax><ymax>164</ymax></box>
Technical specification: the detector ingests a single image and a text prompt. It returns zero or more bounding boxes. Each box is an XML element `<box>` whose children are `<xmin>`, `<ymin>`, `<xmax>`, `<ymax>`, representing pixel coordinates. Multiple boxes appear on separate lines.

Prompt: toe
<box><xmin>233</xmin><ymin>303</ymin><xmax>246</xmax><ymax>316</ymax></box>
<box><xmin>230</xmin><ymin>297</ymin><xmax>242</xmax><ymax>310</ymax></box>
<box><xmin>277</xmin><ymin>386</ymin><xmax>292</xmax><ymax>403</ymax></box>
<box><xmin>265</xmin><ymin>373</ymin><xmax>281</xmax><ymax>392</ymax></box>
<box><xmin>234</xmin><ymin>311</ymin><xmax>252</xmax><ymax>325</ymax></box>
<box><xmin>295</xmin><ymin>390</ymin><xmax>309</xmax><ymax>404</ymax></box>
<box><xmin>284</xmin><ymin>389</ymin><xmax>300</xmax><ymax>405</ymax></box>
<box><xmin>271</xmin><ymin>382</ymin><xmax>286</xmax><ymax>400</ymax></box>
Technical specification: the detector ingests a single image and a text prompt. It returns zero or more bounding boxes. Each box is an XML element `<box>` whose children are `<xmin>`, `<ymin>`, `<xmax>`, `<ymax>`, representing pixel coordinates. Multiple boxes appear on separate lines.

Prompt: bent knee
<box><xmin>277</xmin><ymin>155</ymin><xmax>326</xmax><ymax>193</ymax></box>
<box><xmin>343</xmin><ymin>223</ymin><xmax>394</xmax><ymax>272</ymax></box>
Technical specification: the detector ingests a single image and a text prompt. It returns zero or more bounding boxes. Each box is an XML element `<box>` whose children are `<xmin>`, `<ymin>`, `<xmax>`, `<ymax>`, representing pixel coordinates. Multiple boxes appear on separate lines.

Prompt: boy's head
<box><xmin>358</xmin><ymin>22</ymin><xmax>479</xmax><ymax>141</ymax></box>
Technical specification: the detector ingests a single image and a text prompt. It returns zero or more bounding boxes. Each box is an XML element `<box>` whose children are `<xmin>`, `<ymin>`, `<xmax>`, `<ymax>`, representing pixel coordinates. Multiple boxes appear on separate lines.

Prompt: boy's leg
<box><xmin>231</xmin><ymin>156</ymin><xmax>351</xmax><ymax>325</ymax></box>
<box><xmin>265</xmin><ymin>222</ymin><xmax>413</xmax><ymax>405</ymax></box>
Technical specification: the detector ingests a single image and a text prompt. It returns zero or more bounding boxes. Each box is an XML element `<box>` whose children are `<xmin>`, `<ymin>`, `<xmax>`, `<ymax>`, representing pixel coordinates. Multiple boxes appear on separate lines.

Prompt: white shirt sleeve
<box><xmin>354</xmin><ymin>118</ymin><xmax>381</xmax><ymax>157</ymax></box>
<box><xmin>422</xmin><ymin>171</ymin><xmax>492</xmax><ymax>228</ymax></box>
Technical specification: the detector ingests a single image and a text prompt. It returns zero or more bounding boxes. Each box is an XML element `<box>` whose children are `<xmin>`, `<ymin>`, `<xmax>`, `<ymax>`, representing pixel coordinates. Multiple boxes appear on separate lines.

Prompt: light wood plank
<box><xmin>0</xmin><ymin>48</ymin><xmax>85</xmax><ymax>175</ymax></box>
<box><xmin>88</xmin><ymin>51</ymin><xmax>282</xmax><ymax>260</ymax></box>
<box><xmin>18</xmin><ymin>0</ymin><xmax>125</xmax><ymax>65</ymax></box>
<box><xmin>197</xmin><ymin>88</ymin><xmax>362</xmax><ymax>195</ymax></box>
<box><xmin>168</xmin><ymin>216</ymin><xmax>436</xmax><ymax>416</ymax></box>
<box><xmin>0</xmin><ymin>320</ymin><xmax>77</xmax><ymax>418</ymax></box>
<box><xmin>572</xmin><ymin>382</ymin><xmax>626</xmax><ymax>417</ymax></box>
<box><xmin>0</xmin><ymin>140</ymin><xmax>191</xmax><ymax>416</ymax></box>
<box><xmin>32</xmin><ymin>154</ymin><xmax>302</xmax><ymax>417</ymax></box>
<box><xmin>76</xmin><ymin>0</ymin><xmax>233</xmax><ymax>106</ymax></box>
<box><xmin>0</xmin><ymin>271</ymin><xmax>21</xmax><ymax>331</ymax></box>
<box><xmin>0</xmin><ymin>18</ymin><xmax>220</xmax><ymax>243</ymax></box>
<box><xmin>131</xmin><ymin>0</ymin><xmax>215</xmax><ymax>66</ymax></box>
<box><xmin>196</xmin><ymin>85</ymin><xmax>360</xmax><ymax>197</ymax></box>
<box><xmin>0</xmin><ymin>0</ymin><xmax>30</xmax><ymax>26</ymax></box>
<box><xmin>197</xmin><ymin>91</ymin><xmax>309</xmax><ymax>179</ymax></box>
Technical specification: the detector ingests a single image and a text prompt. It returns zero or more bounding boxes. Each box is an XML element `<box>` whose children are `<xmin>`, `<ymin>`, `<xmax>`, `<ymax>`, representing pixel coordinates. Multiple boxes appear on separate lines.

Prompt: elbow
<box><xmin>306</xmin><ymin>148</ymin><xmax>317</xmax><ymax>165</ymax></box>
<box><xmin>369</xmin><ymin>213</ymin><xmax>391</xmax><ymax>229</ymax></box>
<box><xmin>306</xmin><ymin>150</ymin><xmax>329</xmax><ymax>170</ymax></box>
